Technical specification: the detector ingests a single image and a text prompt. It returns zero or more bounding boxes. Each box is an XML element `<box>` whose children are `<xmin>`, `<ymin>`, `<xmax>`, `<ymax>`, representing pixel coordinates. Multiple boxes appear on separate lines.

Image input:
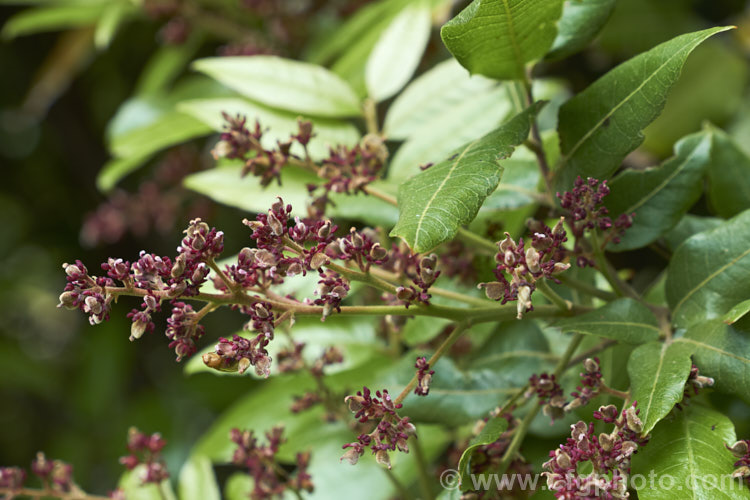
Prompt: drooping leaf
<box><xmin>631</xmin><ymin>405</ymin><xmax>750</xmax><ymax>500</ymax></box>
<box><xmin>440</xmin><ymin>0</ymin><xmax>565</xmax><ymax>80</ymax></box>
<box><xmin>457</xmin><ymin>417</ymin><xmax>508</xmax><ymax>490</ymax></box>
<box><xmin>547</xmin><ymin>0</ymin><xmax>616</xmax><ymax>60</ymax></box>
<box><xmin>177</xmin><ymin>97</ymin><xmax>360</xmax><ymax>160</ymax></box>
<box><xmin>387</xmin><ymin>85</ymin><xmax>512</xmax><ymax>182</ymax></box>
<box><xmin>705</xmin><ymin>124</ymin><xmax>750</xmax><ymax>218</ymax></box>
<box><xmin>662</xmin><ymin>214</ymin><xmax>722</xmax><ymax>252</ymax></box>
<box><xmin>628</xmin><ymin>341</ymin><xmax>693</xmax><ymax>435</ymax></box>
<box><xmin>666</xmin><ymin>209</ymin><xmax>750</xmax><ymax>328</ymax></box>
<box><xmin>1</xmin><ymin>3</ymin><xmax>105</xmax><ymax>39</ymax></box>
<box><xmin>554</xmin><ymin>27</ymin><xmax>732</xmax><ymax>191</ymax></box>
<box><xmin>178</xmin><ymin>455</ymin><xmax>220</xmax><ymax>500</ymax></box>
<box><xmin>675</xmin><ymin>319</ymin><xmax>750</xmax><ymax>404</ymax></box>
<box><xmin>390</xmin><ymin>103</ymin><xmax>541</xmax><ymax>252</ymax></box>
<box><xmin>383</xmin><ymin>58</ymin><xmax>497</xmax><ymax>140</ymax></box>
<box><xmin>606</xmin><ymin>131</ymin><xmax>712</xmax><ymax>251</ymax></box>
<box><xmin>183</xmin><ymin>164</ymin><xmax>399</xmax><ymax>227</ymax></box>
<box><xmin>365</xmin><ymin>1</ymin><xmax>431</xmax><ymax>102</ymax></box>
<box><xmin>555</xmin><ymin>298</ymin><xmax>660</xmax><ymax>344</ymax></box>
<box><xmin>192</xmin><ymin>56</ymin><xmax>362</xmax><ymax>117</ymax></box>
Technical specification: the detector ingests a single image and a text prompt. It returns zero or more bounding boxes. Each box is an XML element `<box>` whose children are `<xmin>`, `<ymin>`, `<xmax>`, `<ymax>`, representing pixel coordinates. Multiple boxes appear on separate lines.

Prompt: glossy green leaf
<box><xmin>628</xmin><ymin>341</ymin><xmax>693</xmax><ymax>435</ymax></box>
<box><xmin>178</xmin><ymin>97</ymin><xmax>360</xmax><ymax>160</ymax></box>
<box><xmin>383</xmin><ymin>59</ymin><xmax>497</xmax><ymax>140</ymax></box>
<box><xmin>631</xmin><ymin>405</ymin><xmax>750</xmax><ymax>500</ymax></box>
<box><xmin>365</xmin><ymin>1</ymin><xmax>431</xmax><ymax>102</ymax></box>
<box><xmin>390</xmin><ymin>103</ymin><xmax>540</xmax><ymax>252</ymax></box>
<box><xmin>547</xmin><ymin>0</ymin><xmax>616</xmax><ymax>59</ymax></box>
<box><xmin>606</xmin><ymin>131</ymin><xmax>711</xmax><ymax>251</ymax></box>
<box><xmin>192</xmin><ymin>56</ymin><xmax>362</xmax><ymax>117</ymax></box>
<box><xmin>388</xmin><ymin>85</ymin><xmax>512</xmax><ymax>181</ymax></box>
<box><xmin>666</xmin><ymin>209</ymin><xmax>750</xmax><ymax>328</ymax></box>
<box><xmin>440</xmin><ymin>0</ymin><xmax>564</xmax><ymax>80</ymax></box>
<box><xmin>663</xmin><ymin>214</ymin><xmax>722</xmax><ymax>252</ymax></box>
<box><xmin>705</xmin><ymin>124</ymin><xmax>750</xmax><ymax>218</ymax></box>
<box><xmin>554</xmin><ymin>27</ymin><xmax>731</xmax><ymax>191</ymax></box>
<box><xmin>1</xmin><ymin>3</ymin><xmax>105</xmax><ymax>38</ymax></box>
<box><xmin>675</xmin><ymin>319</ymin><xmax>750</xmax><ymax>404</ymax></box>
<box><xmin>178</xmin><ymin>455</ymin><xmax>220</xmax><ymax>500</ymax></box>
<box><xmin>555</xmin><ymin>298</ymin><xmax>660</xmax><ymax>344</ymax></box>
<box><xmin>183</xmin><ymin>164</ymin><xmax>399</xmax><ymax>226</ymax></box>
<box><xmin>457</xmin><ymin>416</ymin><xmax>508</xmax><ymax>490</ymax></box>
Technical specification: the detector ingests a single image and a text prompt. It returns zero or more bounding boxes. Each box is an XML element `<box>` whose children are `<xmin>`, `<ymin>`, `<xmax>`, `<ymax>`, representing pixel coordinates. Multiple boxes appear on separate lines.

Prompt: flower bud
<box><xmin>267</xmin><ymin>211</ymin><xmax>284</xmax><ymax>236</ymax></box>
<box><xmin>369</xmin><ymin>243</ymin><xmax>388</xmax><ymax>261</ymax></box>
<box><xmin>599</xmin><ymin>432</ymin><xmax>614</xmax><ymax>452</ymax></box>
<box><xmin>57</xmin><ymin>291</ymin><xmax>78</xmax><ymax>310</ymax></box>
<box><xmin>584</xmin><ymin>358</ymin><xmax>599</xmax><ymax>373</ymax></box>
<box><xmin>191</xmin><ymin>263</ymin><xmax>209</xmax><ymax>283</ymax></box>
<box><xmin>733</xmin><ymin>466</ymin><xmax>750</xmax><ymax>479</ymax></box>
<box><xmin>340</xmin><ymin>447</ymin><xmax>361</xmax><ymax>466</ymax></box>
<box><xmin>478</xmin><ymin>281</ymin><xmax>506</xmax><ymax>301</ymax></box>
<box><xmin>396</xmin><ymin>286</ymin><xmax>415</xmax><ymax>302</ymax></box>
<box><xmin>552</xmin><ymin>262</ymin><xmax>571</xmax><ymax>275</ymax></box>
<box><xmin>620</xmin><ymin>440</ymin><xmax>638</xmax><ymax>457</ymax></box>
<box><xmin>729</xmin><ymin>440</ymin><xmax>749</xmax><ymax>457</ymax></box>
<box><xmin>526</xmin><ymin>247</ymin><xmax>541</xmax><ymax>273</ymax></box>
<box><xmin>237</xmin><ymin>357</ymin><xmax>251</xmax><ymax>375</ymax></box>
<box><xmin>516</xmin><ymin>285</ymin><xmax>532</xmax><ymax>319</ymax></box>
<box><xmin>552</xmin><ymin>217</ymin><xmax>566</xmax><ymax>236</ymax></box>
<box><xmin>130</xmin><ymin>316</ymin><xmax>150</xmax><ymax>341</ymax></box>
<box><xmin>317</xmin><ymin>221</ymin><xmax>332</xmax><ymax>239</ymax></box>
<box><xmin>375</xmin><ymin>449</ymin><xmax>391</xmax><ymax>469</ymax></box>
<box><xmin>555</xmin><ymin>450</ymin><xmax>572</xmax><ymax>469</ymax></box>
<box><xmin>625</xmin><ymin>406</ymin><xmax>643</xmax><ymax>434</ymax></box>
<box><xmin>202</xmin><ymin>352</ymin><xmax>224</xmax><ymax>370</ymax></box>
<box><xmin>309</xmin><ymin>252</ymin><xmax>329</xmax><ymax>270</ymax></box>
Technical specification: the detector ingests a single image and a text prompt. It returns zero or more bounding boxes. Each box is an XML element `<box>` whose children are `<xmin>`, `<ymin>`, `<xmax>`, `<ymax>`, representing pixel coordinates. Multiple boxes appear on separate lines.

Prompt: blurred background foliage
<box><xmin>2</xmin><ymin>0</ymin><xmax>750</xmax><ymax>496</ymax></box>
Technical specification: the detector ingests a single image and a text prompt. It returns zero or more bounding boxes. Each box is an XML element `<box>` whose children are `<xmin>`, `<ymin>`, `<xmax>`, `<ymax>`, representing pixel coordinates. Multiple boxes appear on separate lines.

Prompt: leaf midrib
<box><xmin>500</xmin><ymin>0</ymin><xmax>525</xmax><ymax>78</ymax></box>
<box><xmin>413</xmin><ymin>138</ymin><xmax>481</xmax><ymax>249</ymax></box>
<box><xmin>642</xmin><ymin>342</ymin><xmax>669</xmax><ymax>430</ymax></box>
<box><xmin>559</xmin><ymin>41</ymin><xmax>696</xmax><ymax>167</ymax></box>
<box><xmin>672</xmin><ymin>245</ymin><xmax>750</xmax><ymax>322</ymax></box>
<box><xmin>623</xmin><ymin>137</ymin><xmax>706</xmax><ymax>214</ymax></box>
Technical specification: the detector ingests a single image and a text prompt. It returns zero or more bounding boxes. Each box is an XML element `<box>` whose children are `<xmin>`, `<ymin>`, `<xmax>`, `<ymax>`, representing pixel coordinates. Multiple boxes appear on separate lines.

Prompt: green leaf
<box><xmin>555</xmin><ymin>298</ymin><xmax>660</xmax><ymax>344</ymax></box>
<box><xmin>1</xmin><ymin>3</ymin><xmax>105</xmax><ymax>38</ymax></box>
<box><xmin>387</xmin><ymin>321</ymin><xmax>554</xmax><ymax>426</ymax></box>
<box><xmin>554</xmin><ymin>27</ymin><xmax>732</xmax><ymax>191</ymax></box>
<box><xmin>662</xmin><ymin>214</ymin><xmax>722</xmax><ymax>252</ymax></box>
<box><xmin>97</xmin><ymin>152</ymin><xmax>155</xmax><ymax>192</ymax></box>
<box><xmin>631</xmin><ymin>405</ymin><xmax>750</xmax><ymax>500</ymax></box>
<box><xmin>666</xmin><ymin>209</ymin><xmax>750</xmax><ymax>328</ymax></box>
<box><xmin>723</xmin><ymin>299</ymin><xmax>750</xmax><ymax>325</ymax></box>
<box><xmin>178</xmin><ymin>455</ymin><xmax>220</xmax><ymax>500</ymax></box>
<box><xmin>183</xmin><ymin>164</ymin><xmax>399</xmax><ymax>226</ymax></box>
<box><xmin>387</xmin><ymin>85</ymin><xmax>512</xmax><ymax>182</ymax></box>
<box><xmin>440</xmin><ymin>0</ymin><xmax>564</xmax><ymax>80</ymax></box>
<box><xmin>606</xmin><ymin>131</ymin><xmax>712</xmax><ymax>251</ymax></box>
<box><xmin>481</xmin><ymin>145</ymin><xmax>541</xmax><ymax>210</ymax></box>
<box><xmin>628</xmin><ymin>341</ymin><xmax>693</xmax><ymax>435</ymax></box>
<box><xmin>118</xmin><ymin>466</ymin><xmax>177</xmax><ymax>500</ymax></box>
<box><xmin>457</xmin><ymin>416</ymin><xmax>508</xmax><ymax>490</ymax></box>
<box><xmin>705</xmin><ymin>124</ymin><xmax>750</xmax><ymax>218</ymax></box>
<box><xmin>365</xmin><ymin>1</ymin><xmax>431</xmax><ymax>102</ymax></box>
<box><xmin>94</xmin><ymin>1</ymin><xmax>133</xmax><ymax>50</ymax></box>
<box><xmin>383</xmin><ymin>58</ymin><xmax>497</xmax><ymax>140</ymax></box>
<box><xmin>178</xmin><ymin>97</ymin><xmax>361</xmax><ymax>160</ymax></box>
<box><xmin>135</xmin><ymin>34</ymin><xmax>203</xmax><ymax>96</ymax></box>
<box><xmin>192</xmin><ymin>56</ymin><xmax>362</xmax><ymax>117</ymax></box>
<box><xmin>675</xmin><ymin>319</ymin><xmax>750</xmax><ymax>404</ymax></box>
<box><xmin>547</xmin><ymin>0</ymin><xmax>616</xmax><ymax>60</ymax></box>
<box><xmin>390</xmin><ymin>103</ymin><xmax>540</xmax><ymax>252</ymax></box>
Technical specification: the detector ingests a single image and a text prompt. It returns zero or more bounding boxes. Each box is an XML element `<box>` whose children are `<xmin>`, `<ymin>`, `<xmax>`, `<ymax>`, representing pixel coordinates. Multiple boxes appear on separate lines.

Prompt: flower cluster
<box><xmin>119</xmin><ymin>427</ymin><xmax>169</xmax><ymax>484</ymax></box>
<box><xmin>308</xmin><ymin>134</ymin><xmax>388</xmax><ymax>217</ymax></box>
<box><xmin>557</xmin><ymin>176</ymin><xmax>634</xmax><ymax>267</ymax></box>
<box><xmin>0</xmin><ymin>454</ymin><xmax>80</xmax><ymax>497</ymax></box>
<box><xmin>527</xmin><ymin>373</ymin><xmax>566</xmax><ymax>421</ymax></box>
<box><xmin>59</xmin><ymin>217</ymin><xmax>226</xmax><ymax>360</ymax></box>
<box><xmin>326</xmin><ymin>227</ymin><xmax>388</xmax><ymax>272</ymax></box>
<box><xmin>565</xmin><ymin>357</ymin><xmax>604</xmax><ymax>412</ymax></box>
<box><xmin>203</xmin><ymin>332</ymin><xmax>273</xmax><ymax>378</ymax></box>
<box><xmin>212</xmin><ymin>115</ymin><xmax>388</xmax><ymax>218</ymax></box>
<box><xmin>478</xmin><ymin>219</ymin><xmax>569</xmax><ymax>318</ymax></box>
<box><xmin>414</xmin><ymin>356</ymin><xmax>435</xmax><ymax>396</ymax></box>
<box><xmin>543</xmin><ymin>402</ymin><xmax>649</xmax><ymax>499</ymax></box>
<box><xmin>230</xmin><ymin>427</ymin><xmax>313</xmax><ymax>500</ymax></box>
<box><xmin>385</xmin><ymin>251</ymin><xmax>440</xmax><ymax>307</ymax></box>
<box><xmin>680</xmin><ymin>364</ymin><xmax>715</xmax><ymax>406</ymax></box>
<box><xmin>341</xmin><ymin>387</ymin><xmax>416</xmax><ymax>469</ymax></box>
<box><xmin>729</xmin><ymin>440</ymin><xmax>750</xmax><ymax>485</ymax></box>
